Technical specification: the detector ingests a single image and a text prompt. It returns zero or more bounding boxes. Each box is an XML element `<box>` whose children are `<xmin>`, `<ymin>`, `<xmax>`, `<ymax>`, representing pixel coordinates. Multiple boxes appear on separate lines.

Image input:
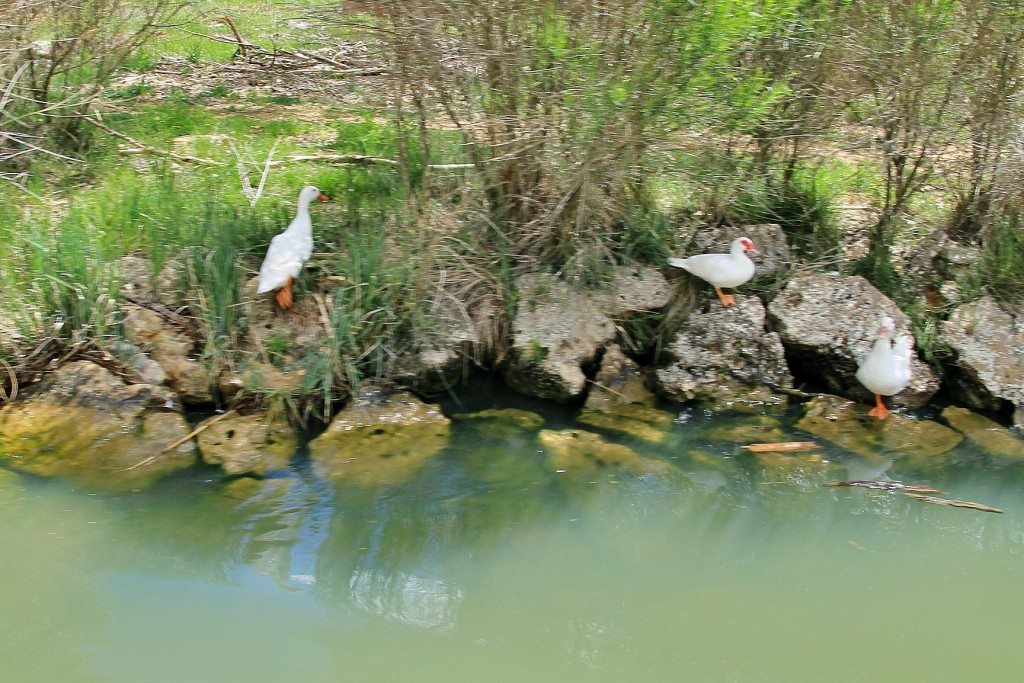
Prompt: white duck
<box><xmin>669</xmin><ymin>237</ymin><xmax>758</xmax><ymax>307</ymax></box>
<box><xmin>257</xmin><ymin>185</ymin><xmax>328</xmax><ymax>309</ymax></box>
<box><xmin>855</xmin><ymin>316</ymin><xmax>913</xmax><ymax>419</ymax></box>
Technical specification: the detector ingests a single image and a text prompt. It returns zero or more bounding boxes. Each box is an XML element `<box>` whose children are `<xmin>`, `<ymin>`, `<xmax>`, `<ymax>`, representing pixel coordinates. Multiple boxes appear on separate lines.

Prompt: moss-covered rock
<box><xmin>578</xmin><ymin>344</ymin><xmax>674</xmax><ymax>442</ymax></box>
<box><xmin>539</xmin><ymin>428</ymin><xmax>676</xmax><ymax>478</ymax></box>
<box><xmin>308</xmin><ymin>391</ymin><xmax>450</xmax><ymax>486</ymax></box>
<box><xmin>453</xmin><ymin>408</ymin><xmax>545</xmax><ymax>430</ymax></box>
<box><xmin>941</xmin><ymin>406</ymin><xmax>1024</xmax><ymax>460</ymax></box>
<box><xmin>0</xmin><ymin>361</ymin><xmax>196</xmax><ymax>490</ymax></box>
<box><xmin>196</xmin><ymin>413</ymin><xmax>297</xmax><ymax>476</ymax></box>
<box><xmin>795</xmin><ymin>395</ymin><xmax>962</xmax><ymax>460</ymax></box>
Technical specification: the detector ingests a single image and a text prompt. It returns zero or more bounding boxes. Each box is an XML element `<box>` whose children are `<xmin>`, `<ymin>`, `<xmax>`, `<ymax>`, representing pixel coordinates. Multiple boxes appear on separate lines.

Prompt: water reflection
<box><xmin>4</xmin><ymin>398</ymin><xmax>1024</xmax><ymax>682</ymax></box>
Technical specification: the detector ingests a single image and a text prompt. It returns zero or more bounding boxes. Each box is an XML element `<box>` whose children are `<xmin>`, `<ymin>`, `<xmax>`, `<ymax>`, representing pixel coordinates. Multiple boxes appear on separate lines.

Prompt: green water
<box><xmin>2</xmin><ymin>389</ymin><xmax>1023</xmax><ymax>683</ymax></box>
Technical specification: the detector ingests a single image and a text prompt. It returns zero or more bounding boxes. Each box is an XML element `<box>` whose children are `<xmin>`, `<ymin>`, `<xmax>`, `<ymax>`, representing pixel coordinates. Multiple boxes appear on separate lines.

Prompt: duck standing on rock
<box><xmin>669</xmin><ymin>237</ymin><xmax>758</xmax><ymax>307</ymax></box>
<box><xmin>855</xmin><ymin>316</ymin><xmax>913</xmax><ymax>419</ymax></box>
<box><xmin>257</xmin><ymin>185</ymin><xmax>329</xmax><ymax>310</ymax></box>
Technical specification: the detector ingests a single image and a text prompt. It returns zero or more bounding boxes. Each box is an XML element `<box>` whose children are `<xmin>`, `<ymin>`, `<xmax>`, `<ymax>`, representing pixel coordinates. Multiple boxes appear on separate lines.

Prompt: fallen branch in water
<box><xmin>119</xmin><ymin>409</ymin><xmax>236</xmax><ymax>471</ymax></box>
<box><xmin>905</xmin><ymin>493</ymin><xmax>1004</xmax><ymax>514</ymax></box>
<box><xmin>826</xmin><ymin>480</ymin><xmax>944</xmax><ymax>494</ymax></box>
<box><xmin>742</xmin><ymin>441</ymin><xmax>818</xmax><ymax>453</ymax></box>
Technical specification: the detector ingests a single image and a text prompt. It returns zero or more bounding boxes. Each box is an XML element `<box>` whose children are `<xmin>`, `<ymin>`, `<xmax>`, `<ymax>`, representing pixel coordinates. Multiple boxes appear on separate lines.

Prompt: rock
<box><xmin>503</xmin><ymin>268</ymin><xmax>671</xmax><ymax>403</ymax></box>
<box><xmin>653</xmin><ymin>296</ymin><xmax>793</xmax><ymax>402</ymax></box>
<box><xmin>0</xmin><ymin>361</ymin><xmax>196</xmax><ymax>490</ymax></box>
<box><xmin>767</xmin><ymin>273</ymin><xmax>939</xmax><ymax>407</ymax></box>
<box><xmin>241</xmin><ymin>275</ymin><xmax>328</xmax><ymax>351</ymax></box>
<box><xmin>580</xmin><ymin>345</ymin><xmax>673</xmax><ymax>442</ymax></box>
<box><xmin>590</xmin><ymin>265</ymin><xmax>672</xmax><ymax>317</ymax></box>
<box><xmin>795</xmin><ymin>395</ymin><xmax>962</xmax><ymax>460</ymax></box>
<box><xmin>453</xmin><ymin>408</ymin><xmax>545</xmax><ymax>429</ymax></box>
<box><xmin>1015</xmin><ymin>405</ymin><xmax>1024</xmax><ymax>431</ymax></box>
<box><xmin>902</xmin><ymin>230</ymin><xmax>982</xmax><ymax>307</ymax></box>
<box><xmin>118</xmin><ymin>255</ymin><xmax>184</xmax><ymax>307</ymax></box>
<box><xmin>688</xmin><ymin>223</ymin><xmax>792</xmax><ymax>281</ymax></box>
<box><xmin>122</xmin><ymin>304</ymin><xmax>213</xmax><ymax>404</ymax></box>
<box><xmin>503</xmin><ymin>272</ymin><xmax>616</xmax><ymax>402</ymax></box>
<box><xmin>940</xmin><ymin>406</ymin><xmax>1024</xmax><ymax>460</ymax></box>
<box><xmin>939</xmin><ymin>296</ymin><xmax>1024</xmax><ymax>411</ymax></box>
<box><xmin>308</xmin><ymin>391</ymin><xmax>450</xmax><ymax>486</ymax></box>
<box><xmin>195</xmin><ymin>413</ymin><xmax>297</xmax><ymax>476</ymax></box>
<box><xmin>392</xmin><ymin>301</ymin><xmax>482</xmax><ymax>394</ymax></box>
<box><xmin>539</xmin><ymin>428</ymin><xmax>676</xmax><ymax>479</ymax></box>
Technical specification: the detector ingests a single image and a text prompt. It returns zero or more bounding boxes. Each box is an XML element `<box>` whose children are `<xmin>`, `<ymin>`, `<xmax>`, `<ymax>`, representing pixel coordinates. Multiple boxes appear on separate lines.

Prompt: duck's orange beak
<box><xmin>318</xmin><ymin>194</ymin><xmax>329</xmax><ymax>202</ymax></box>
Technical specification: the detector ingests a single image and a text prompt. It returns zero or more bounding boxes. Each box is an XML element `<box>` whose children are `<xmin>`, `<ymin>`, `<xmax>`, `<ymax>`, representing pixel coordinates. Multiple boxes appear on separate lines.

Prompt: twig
<box><xmin>905</xmin><ymin>493</ymin><xmax>1004</xmax><ymax>514</ymax></box>
<box><xmin>220</xmin><ymin>16</ymin><xmax>247</xmax><ymax>57</ymax></box>
<box><xmin>269</xmin><ymin>153</ymin><xmax>400</xmax><ymax>167</ymax></box>
<box><xmin>585</xmin><ymin>378</ymin><xmax>631</xmax><ymax>402</ymax></box>
<box><xmin>84</xmin><ymin>113</ymin><xmax>224</xmax><ymax>167</ymax></box>
<box><xmin>827</xmin><ymin>480</ymin><xmax>944</xmax><ymax>494</ymax></box>
<box><xmin>119</xmin><ymin>409</ymin><xmax>236</xmax><ymax>471</ymax></box>
<box><xmin>743</xmin><ymin>441</ymin><xmax>818</xmax><ymax>453</ymax></box>
<box><xmin>0</xmin><ymin>357</ymin><xmax>17</xmax><ymax>402</ymax></box>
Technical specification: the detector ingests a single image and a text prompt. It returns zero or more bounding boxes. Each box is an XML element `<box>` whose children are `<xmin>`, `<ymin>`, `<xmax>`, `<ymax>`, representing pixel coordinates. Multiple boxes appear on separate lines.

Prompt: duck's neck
<box><xmin>287</xmin><ymin>199</ymin><xmax>313</xmax><ymax>236</ymax></box>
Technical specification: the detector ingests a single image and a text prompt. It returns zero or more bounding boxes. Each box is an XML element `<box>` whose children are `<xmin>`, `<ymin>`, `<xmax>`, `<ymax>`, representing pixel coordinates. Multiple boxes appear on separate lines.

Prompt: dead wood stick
<box><xmin>742</xmin><ymin>441</ymin><xmax>818</xmax><ymax>453</ymax></box>
<box><xmin>269</xmin><ymin>153</ymin><xmax>399</xmax><ymax>167</ymax></box>
<box><xmin>584</xmin><ymin>379</ymin><xmax>631</xmax><ymax>402</ymax></box>
<box><xmin>119</xmin><ymin>409</ymin><xmax>236</xmax><ymax>471</ymax></box>
<box><xmin>84</xmin><ymin>115</ymin><xmax>223</xmax><ymax>167</ymax></box>
<box><xmin>220</xmin><ymin>16</ymin><xmax>247</xmax><ymax>57</ymax></box>
<box><xmin>905</xmin><ymin>493</ymin><xmax>1004</xmax><ymax>514</ymax></box>
<box><xmin>827</xmin><ymin>480</ymin><xmax>944</xmax><ymax>494</ymax></box>
<box><xmin>293</xmin><ymin>49</ymin><xmax>350</xmax><ymax>69</ymax></box>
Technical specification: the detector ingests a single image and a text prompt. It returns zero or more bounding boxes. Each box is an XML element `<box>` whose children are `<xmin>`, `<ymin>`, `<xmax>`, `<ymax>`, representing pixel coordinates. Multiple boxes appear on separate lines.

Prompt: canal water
<box><xmin>2</xmin><ymin>385</ymin><xmax>1022</xmax><ymax>682</ymax></box>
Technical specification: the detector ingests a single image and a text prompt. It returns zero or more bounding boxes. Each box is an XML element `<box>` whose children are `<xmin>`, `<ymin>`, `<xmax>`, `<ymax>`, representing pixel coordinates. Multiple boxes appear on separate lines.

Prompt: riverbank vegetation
<box><xmin>2</xmin><ymin>0</ymin><xmax>1023</xmax><ymax>417</ymax></box>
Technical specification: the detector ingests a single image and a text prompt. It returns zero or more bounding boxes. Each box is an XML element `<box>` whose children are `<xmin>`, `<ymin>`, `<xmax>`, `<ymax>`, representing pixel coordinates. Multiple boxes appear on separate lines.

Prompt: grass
<box><xmin>5</xmin><ymin>0</ymin><xmax>1021</xmax><ymax>418</ymax></box>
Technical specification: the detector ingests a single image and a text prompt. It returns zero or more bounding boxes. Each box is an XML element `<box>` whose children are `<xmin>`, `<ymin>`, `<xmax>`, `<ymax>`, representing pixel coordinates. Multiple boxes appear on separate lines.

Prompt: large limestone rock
<box><xmin>653</xmin><ymin>296</ymin><xmax>793</xmax><ymax>403</ymax></box>
<box><xmin>939</xmin><ymin>296</ymin><xmax>1023</xmax><ymax>412</ymax></box>
<box><xmin>308</xmin><ymin>391</ymin><xmax>450</xmax><ymax>486</ymax></box>
<box><xmin>768</xmin><ymin>273</ymin><xmax>939</xmax><ymax>407</ymax></box>
<box><xmin>0</xmin><ymin>361</ymin><xmax>196</xmax><ymax>490</ymax></box>
<box><xmin>795</xmin><ymin>395</ymin><xmax>962</xmax><ymax>460</ymax></box>
<box><xmin>196</xmin><ymin>412</ymin><xmax>297</xmax><ymax>476</ymax></box>
<box><xmin>122</xmin><ymin>304</ymin><xmax>214</xmax><ymax>404</ymax></box>
<box><xmin>503</xmin><ymin>272</ymin><xmax>616</xmax><ymax>402</ymax></box>
<box><xmin>503</xmin><ymin>268</ymin><xmax>671</xmax><ymax>403</ymax></box>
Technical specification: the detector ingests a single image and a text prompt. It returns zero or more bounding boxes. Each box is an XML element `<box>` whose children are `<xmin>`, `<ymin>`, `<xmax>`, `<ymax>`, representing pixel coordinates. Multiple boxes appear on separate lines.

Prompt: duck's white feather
<box><xmin>856</xmin><ymin>320</ymin><xmax>913</xmax><ymax>397</ymax></box>
<box><xmin>257</xmin><ymin>186</ymin><xmax>321</xmax><ymax>294</ymax></box>
<box><xmin>668</xmin><ymin>237</ymin><xmax>756</xmax><ymax>288</ymax></box>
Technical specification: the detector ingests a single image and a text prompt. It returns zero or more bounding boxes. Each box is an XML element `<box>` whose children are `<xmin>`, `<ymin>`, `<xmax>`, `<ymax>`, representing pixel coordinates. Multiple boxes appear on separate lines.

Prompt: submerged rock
<box><xmin>308</xmin><ymin>391</ymin><xmax>450</xmax><ymax>486</ymax></box>
<box><xmin>940</xmin><ymin>406</ymin><xmax>1024</xmax><ymax>461</ymax></box>
<box><xmin>539</xmin><ymin>428</ymin><xmax>676</xmax><ymax>479</ymax></box>
<box><xmin>0</xmin><ymin>361</ymin><xmax>196</xmax><ymax>490</ymax></box>
<box><xmin>580</xmin><ymin>344</ymin><xmax>673</xmax><ymax>442</ymax></box>
<box><xmin>795</xmin><ymin>395</ymin><xmax>962</xmax><ymax>461</ymax></box>
<box><xmin>939</xmin><ymin>296</ymin><xmax>1024</xmax><ymax>412</ymax></box>
<box><xmin>653</xmin><ymin>296</ymin><xmax>793</xmax><ymax>403</ymax></box>
<box><xmin>453</xmin><ymin>408</ymin><xmax>545</xmax><ymax>429</ymax></box>
<box><xmin>196</xmin><ymin>412</ymin><xmax>297</xmax><ymax>476</ymax></box>
<box><xmin>768</xmin><ymin>273</ymin><xmax>939</xmax><ymax>407</ymax></box>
